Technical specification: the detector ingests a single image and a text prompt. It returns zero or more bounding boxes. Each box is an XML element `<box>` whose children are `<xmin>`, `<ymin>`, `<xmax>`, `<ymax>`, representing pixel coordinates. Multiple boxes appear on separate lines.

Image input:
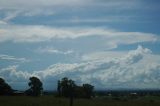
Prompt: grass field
<box><xmin>0</xmin><ymin>96</ymin><xmax>160</xmax><ymax>106</ymax></box>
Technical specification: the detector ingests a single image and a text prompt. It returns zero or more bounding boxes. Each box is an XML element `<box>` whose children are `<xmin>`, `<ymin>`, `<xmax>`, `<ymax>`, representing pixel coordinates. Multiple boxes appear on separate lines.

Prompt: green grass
<box><xmin>0</xmin><ymin>96</ymin><xmax>160</xmax><ymax>106</ymax></box>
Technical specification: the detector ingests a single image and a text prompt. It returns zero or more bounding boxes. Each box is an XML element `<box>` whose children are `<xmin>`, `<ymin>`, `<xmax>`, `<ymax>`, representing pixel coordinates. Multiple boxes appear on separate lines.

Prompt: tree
<box><xmin>27</xmin><ymin>77</ymin><xmax>43</xmax><ymax>96</ymax></box>
<box><xmin>0</xmin><ymin>78</ymin><xmax>13</xmax><ymax>95</ymax></box>
<box><xmin>68</xmin><ymin>79</ymin><xmax>75</xmax><ymax>106</ymax></box>
<box><xmin>57</xmin><ymin>80</ymin><xmax>61</xmax><ymax>96</ymax></box>
<box><xmin>56</xmin><ymin>77</ymin><xmax>95</xmax><ymax>99</ymax></box>
<box><xmin>57</xmin><ymin>77</ymin><xmax>76</xmax><ymax>97</ymax></box>
<box><xmin>83</xmin><ymin>84</ymin><xmax>94</xmax><ymax>99</ymax></box>
<box><xmin>74</xmin><ymin>86</ymin><xmax>85</xmax><ymax>98</ymax></box>
<box><xmin>58</xmin><ymin>77</ymin><xmax>75</xmax><ymax>106</ymax></box>
<box><xmin>60</xmin><ymin>77</ymin><xmax>68</xmax><ymax>97</ymax></box>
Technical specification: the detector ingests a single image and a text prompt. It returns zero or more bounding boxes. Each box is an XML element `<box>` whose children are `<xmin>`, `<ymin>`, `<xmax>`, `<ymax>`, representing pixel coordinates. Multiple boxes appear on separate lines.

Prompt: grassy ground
<box><xmin>0</xmin><ymin>96</ymin><xmax>160</xmax><ymax>106</ymax></box>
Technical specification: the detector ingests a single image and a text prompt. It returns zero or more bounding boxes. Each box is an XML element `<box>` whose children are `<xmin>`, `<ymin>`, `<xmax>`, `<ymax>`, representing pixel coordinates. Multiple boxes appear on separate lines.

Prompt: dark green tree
<box><xmin>59</xmin><ymin>77</ymin><xmax>75</xmax><ymax>106</ymax></box>
<box><xmin>83</xmin><ymin>84</ymin><xmax>94</xmax><ymax>99</ymax></box>
<box><xmin>57</xmin><ymin>77</ymin><xmax>95</xmax><ymax>99</ymax></box>
<box><xmin>0</xmin><ymin>78</ymin><xmax>13</xmax><ymax>95</ymax></box>
<box><xmin>28</xmin><ymin>77</ymin><xmax>43</xmax><ymax>96</ymax></box>
<box><xmin>74</xmin><ymin>86</ymin><xmax>85</xmax><ymax>98</ymax></box>
<box><xmin>68</xmin><ymin>79</ymin><xmax>75</xmax><ymax>106</ymax></box>
<box><xmin>58</xmin><ymin>77</ymin><xmax>76</xmax><ymax>97</ymax></box>
<box><xmin>57</xmin><ymin>80</ymin><xmax>61</xmax><ymax>96</ymax></box>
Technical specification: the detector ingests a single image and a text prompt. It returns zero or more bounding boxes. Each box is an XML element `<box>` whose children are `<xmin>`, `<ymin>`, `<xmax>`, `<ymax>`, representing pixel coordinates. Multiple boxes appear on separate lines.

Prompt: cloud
<box><xmin>0</xmin><ymin>65</ymin><xmax>30</xmax><ymax>82</ymax></box>
<box><xmin>3</xmin><ymin>10</ymin><xmax>22</xmax><ymax>22</ymax></box>
<box><xmin>0</xmin><ymin>0</ymin><xmax>158</xmax><ymax>26</ymax></box>
<box><xmin>0</xmin><ymin>20</ymin><xmax>7</xmax><ymax>25</ymax></box>
<box><xmin>0</xmin><ymin>25</ymin><xmax>158</xmax><ymax>50</ymax></box>
<box><xmin>0</xmin><ymin>0</ymin><xmax>141</xmax><ymax>10</ymax></box>
<box><xmin>36</xmin><ymin>46</ymin><xmax>74</xmax><ymax>55</ymax></box>
<box><xmin>0</xmin><ymin>54</ymin><xmax>29</xmax><ymax>63</ymax></box>
<box><xmin>122</xmin><ymin>45</ymin><xmax>152</xmax><ymax>64</ymax></box>
<box><xmin>1</xmin><ymin>46</ymin><xmax>160</xmax><ymax>90</ymax></box>
<box><xmin>59</xmin><ymin>17</ymin><xmax>135</xmax><ymax>24</ymax></box>
<box><xmin>0</xmin><ymin>9</ymin><xmax>55</xmax><ymax>24</ymax></box>
<box><xmin>0</xmin><ymin>0</ymin><xmax>150</xmax><ymax>23</ymax></box>
<box><xmin>23</xmin><ymin>9</ymin><xmax>55</xmax><ymax>17</ymax></box>
<box><xmin>82</xmin><ymin>45</ymin><xmax>152</xmax><ymax>62</ymax></box>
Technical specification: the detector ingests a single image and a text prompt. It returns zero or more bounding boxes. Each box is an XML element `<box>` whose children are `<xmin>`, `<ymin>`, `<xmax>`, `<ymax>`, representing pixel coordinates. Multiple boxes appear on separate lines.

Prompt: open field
<box><xmin>0</xmin><ymin>96</ymin><xmax>160</xmax><ymax>106</ymax></box>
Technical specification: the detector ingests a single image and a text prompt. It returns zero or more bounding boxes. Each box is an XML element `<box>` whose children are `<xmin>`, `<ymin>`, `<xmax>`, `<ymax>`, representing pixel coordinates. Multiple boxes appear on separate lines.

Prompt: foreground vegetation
<box><xmin>1</xmin><ymin>77</ymin><xmax>160</xmax><ymax>106</ymax></box>
<box><xmin>0</xmin><ymin>95</ymin><xmax>160</xmax><ymax>106</ymax></box>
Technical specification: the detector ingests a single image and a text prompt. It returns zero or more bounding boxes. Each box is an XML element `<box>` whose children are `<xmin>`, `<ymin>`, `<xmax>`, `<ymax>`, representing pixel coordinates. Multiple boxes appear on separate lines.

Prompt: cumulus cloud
<box><xmin>1</xmin><ymin>46</ymin><xmax>160</xmax><ymax>90</ymax></box>
<box><xmin>121</xmin><ymin>45</ymin><xmax>152</xmax><ymax>64</ymax></box>
<box><xmin>0</xmin><ymin>65</ymin><xmax>30</xmax><ymax>82</ymax></box>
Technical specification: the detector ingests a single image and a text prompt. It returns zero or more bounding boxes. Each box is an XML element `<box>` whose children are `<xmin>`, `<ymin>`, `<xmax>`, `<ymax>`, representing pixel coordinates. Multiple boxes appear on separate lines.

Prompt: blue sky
<box><xmin>0</xmin><ymin>0</ymin><xmax>160</xmax><ymax>90</ymax></box>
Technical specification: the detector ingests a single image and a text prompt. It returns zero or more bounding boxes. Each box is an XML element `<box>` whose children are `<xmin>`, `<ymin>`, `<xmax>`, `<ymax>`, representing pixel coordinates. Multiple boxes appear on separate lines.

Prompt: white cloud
<box><xmin>0</xmin><ymin>65</ymin><xmax>30</xmax><ymax>82</ymax></box>
<box><xmin>0</xmin><ymin>0</ymin><xmax>157</xmax><ymax>25</ymax></box>
<box><xmin>121</xmin><ymin>45</ymin><xmax>152</xmax><ymax>64</ymax></box>
<box><xmin>0</xmin><ymin>54</ymin><xmax>29</xmax><ymax>63</ymax></box>
<box><xmin>36</xmin><ymin>46</ymin><xmax>74</xmax><ymax>55</ymax></box>
<box><xmin>61</xmin><ymin>17</ymin><xmax>132</xmax><ymax>23</ymax></box>
<box><xmin>0</xmin><ymin>20</ymin><xmax>7</xmax><ymax>24</ymax></box>
<box><xmin>23</xmin><ymin>9</ymin><xmax>55</xmax><ymax>17</ymax></box>
<box><xmin>3</xmin><ymin>10</ymin><xmax>22</xmax><ymax>22</ymax></box>
<box><xmin>0</xmin><ymin>0</ymin><xmax>85</xmax><ymax>9</ymax></box>
<box><xmin>1</xmin><ymin>46</ymin><xmax>160</xmax><ymax>90</ymax></box>
<box><xmin>82</xmin><ymin>45</ymin><xmax>152</xmax><ymax>62</ymax></box>
<box><xmin>0</xmin><ymin>0</ymin><xmax>146</xmax><ymax>23</ymax></box>
<box><xmin>0</xmin><ymin>9</ymin><xmax>55</xmax><ymax>24</ymax></box>
<box><xmin>82</xmin><ymin>51</ymin><xmax>125</xmax><ymax>61</ymax></box>
<box><xmin>0</xmin><ymin>0</ymin><xmax>140</xmax><ymax>10</ymax></box>
<box><xmin>0</xmin><ymin>25</ymin><xmax>158</xmax><ymax>50</ymax></box>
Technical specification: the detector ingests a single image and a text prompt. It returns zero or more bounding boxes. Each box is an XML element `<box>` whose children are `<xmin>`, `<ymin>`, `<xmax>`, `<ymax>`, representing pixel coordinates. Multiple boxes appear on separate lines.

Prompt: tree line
<box><xmin>57</xmin><ymin>77</ymin><xmax>94</xmax><ymax>99</ymax></box>
<box><xmin>0</xmin><ymin>77</ymin><xmax>94</xmax><ymax>99</ymax></box>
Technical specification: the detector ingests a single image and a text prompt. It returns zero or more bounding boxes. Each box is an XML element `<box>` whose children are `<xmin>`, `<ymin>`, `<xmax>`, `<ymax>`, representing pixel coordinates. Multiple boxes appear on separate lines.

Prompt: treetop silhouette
<box><xmin>0</xmin><ymin>78</ymin><xmax>13</xmax><ymax>95</ymax></box>
<box><xmin>25</xmin><ymin>77</ymin><xmax>43</xmax><ymax>96</ymax></box>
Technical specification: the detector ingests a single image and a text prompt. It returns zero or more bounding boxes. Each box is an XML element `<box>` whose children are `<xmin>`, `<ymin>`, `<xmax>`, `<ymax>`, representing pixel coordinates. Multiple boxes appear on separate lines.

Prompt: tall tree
<box><xmin>83</xmin><ymin>84</ymin><xmax>94</xmax><ymax>99</ymax></box>
<box><xmin>28</xmin><ymin>77</ymin><xmax>43</xmax><ymax>96</ymax></box>
<box><xmin>57</xmin><ymin>80</ymin><xmax>61</xmax><ymax>96</ymax></box>
<box><xmin>58</xmin><ymin>77</ymin><xmax>76</xmax><ymax>97</ymax></box>
<box><xmin>58</xmin><ymin>77</ymin><xmax>75</xmax><ymax>106</ymax></box>
<box><xmin>0</xmin><ymin>78</ymin><xmax>13</xmax><ymax>95</ymax></box>
<box><xmin>68</xmin><ymin>79</ymin><xmax>75</xmax><ymax>106</ymax></box>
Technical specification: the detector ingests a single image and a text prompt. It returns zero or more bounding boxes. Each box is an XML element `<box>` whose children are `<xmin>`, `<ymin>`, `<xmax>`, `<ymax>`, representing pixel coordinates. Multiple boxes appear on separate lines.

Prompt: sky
<box><xmin>0</xmin><ymin>0</ymin><xmax>160</xmax><ymax>90</ymax></box>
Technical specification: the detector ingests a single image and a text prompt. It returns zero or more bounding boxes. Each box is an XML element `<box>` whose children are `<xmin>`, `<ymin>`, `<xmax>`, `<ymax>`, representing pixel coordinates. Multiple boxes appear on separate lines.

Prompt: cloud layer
<box><xmin>0</xmin><ymin>54</ymin><xmax>29</xmax><ymax>63</ymax></box>
<box><xmin>0</xmin><ymin>0</ymin><xmax>158</xmax><ymax>25</ymax></box>
<box><xmin>0</xmin><ymin>25</ymin><xmax>158</xmax><ymax>50</ymax></box>
<box><xmin>0</xmin><ymin>0</ymin><xmax>139</xmax><ymax>9</ymax></box>
<box><xmin>1</xmin><ymin>46</ymin><xmax>160</xmax><ymax>90</ymax></box>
